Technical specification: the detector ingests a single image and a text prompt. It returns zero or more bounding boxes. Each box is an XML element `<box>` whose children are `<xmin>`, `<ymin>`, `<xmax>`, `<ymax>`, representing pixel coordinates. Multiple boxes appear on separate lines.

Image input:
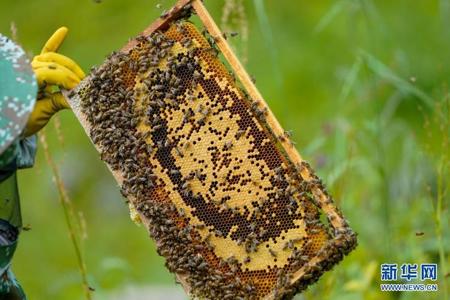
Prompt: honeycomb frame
<box><xmin>65</xmin><ymin>1</ymin><xmax>357</xmax><ymax>299</ymax></box>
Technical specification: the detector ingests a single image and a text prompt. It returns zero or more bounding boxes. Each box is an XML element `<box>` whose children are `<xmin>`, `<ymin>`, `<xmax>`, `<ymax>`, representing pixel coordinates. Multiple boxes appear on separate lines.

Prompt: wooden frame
<box><xmin>65</xmin><ymin>0</ymin><xmax>356</xmax><ymax>298</ymax></box>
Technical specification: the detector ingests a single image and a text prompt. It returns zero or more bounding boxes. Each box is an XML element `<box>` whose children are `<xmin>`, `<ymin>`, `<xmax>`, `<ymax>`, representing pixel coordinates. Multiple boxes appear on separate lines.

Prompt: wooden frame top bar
<box><xmin>122</xmin><ymin>0</ymin><xmax>193</xmax><ymax>52</ymax></box>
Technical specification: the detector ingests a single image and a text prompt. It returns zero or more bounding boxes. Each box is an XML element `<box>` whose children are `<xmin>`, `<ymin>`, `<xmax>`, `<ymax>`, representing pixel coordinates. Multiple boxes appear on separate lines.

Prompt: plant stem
<box><xmin>38</xmin><ymin>131</ymin><xmax>92</xmax><ymax>300</ymax></box>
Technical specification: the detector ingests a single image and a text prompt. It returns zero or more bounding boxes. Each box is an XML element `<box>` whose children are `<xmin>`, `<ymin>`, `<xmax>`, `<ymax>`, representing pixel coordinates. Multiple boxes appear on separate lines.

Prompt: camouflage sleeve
<box><xmin>0</xmin><ymin>135</ymin><xmax>37</xmax><ymax>174</ymax></box>
<box><xmin>0</xmin><ymin>144</ymin><xmax>17</xmax><ymax>173</ymax></box>
<box><xmin>15</xmin><ymin>135</ymin><xmax>37</xmax><ymax>169</ymax></box>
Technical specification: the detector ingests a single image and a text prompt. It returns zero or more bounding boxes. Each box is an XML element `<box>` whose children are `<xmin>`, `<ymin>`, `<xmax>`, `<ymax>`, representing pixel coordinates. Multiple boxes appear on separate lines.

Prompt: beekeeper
<box><xmin>0</xmin><ymin>27</ymin><xmax>84</xmax><ymax>299</ymax></box>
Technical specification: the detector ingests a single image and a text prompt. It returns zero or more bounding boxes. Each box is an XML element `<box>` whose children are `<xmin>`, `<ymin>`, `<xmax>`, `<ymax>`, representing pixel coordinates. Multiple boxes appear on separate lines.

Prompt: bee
<box><xmin>22</xmin><ymin>224</ymin><xmax>32</xmax><ymax>231</ymax></box>
<box><xmin>170</xmin><ymin>169</ymin><xmax>180</xmax><ymax>175</ymax></box>
<box><xmin>224</xmin><ymin>141</ymin><xmax>233</xmax><ymax>150</ymax></box>
<box><xmin>182</xmin><ymin>187</ymin><xmax>192</xmax><ymax>197</ymax></box>
<box><xmin>274</xmin><ymin>173</ymin><xmax>284</xmax><ymax>183</ymax></box>
<box><xmin>186</xmin><ymin>93</ymin><xmax>195</xmax><ymax>102</ymax></box>
<box><xmin>253</xmin><ymin>206</ymin><xmax>261</xmax><ymax>217</ymax></box>
<box><xmin>206</xmin><ymin>47</ymin><xmax>219</xmax><ymax>57</ymax></box>
<box><xmin>258</xmin><ymin>228</ymin><xmax>267</xmax><ymax>238</ymax></box>
<box><xmin>235</xmin><ymin>129</ymin><xmax>245</xmax><ymax>140</ymax></box>
<box><xmin>193</xmin><ymin>70</ymin><xmax>202</xmax><ymax>81</ymax></box>
<box><xmin>327</xmin><ymin>214</ymin><xmax>336</xmax><ymax>223</ymax></box>
<box><xmin>200</xmin><ymin>107</ymin><xmax>210</xmax><ymax>116</ymax></box>
<box><xmin>300</xmin><ymin>255</ymin><xmax>310</xmax><ymax>261</ymax></box>
<box><xmin>255</xmin><ymin>107</ymin><xmax>268</xmax><ymax>120</ymax></box>
<box><xmin>175</xmin><ymin>21</ymin><xmax>187</xmax><ymax>34</ymax></box>
<box><xmin>248</xmin><ymin>222</ymin><xmax>256</xmax><ymax>231</ymax></box>
<box><xmin>219</xmin><ymin>202</ymin><xmax>229</xmax><ymax>212</ymax></box>
<box><xmin>283</xmin><ymin>240</ymin><xmax>293</xmax><ymax>251</ymax></box>
<box><xmin>268</xmin><ymin>248</ymin><xmax>277</xmax><ymax>257</ymax></box>
<box><xmin>244</xmin><ymin>256</ymin><xmax>251</xmax><ymax>264</ymax></box>
<box><xmin>197</xmin><ymin>115</ymin><xmax>206</xmax><ymax>125</ymax></box>
<box><xmin>195</xmin><ymin>223</ymin><xmax>205</xmax><ymax>230</ymax></box>
<box><xmin>174</xmin><ymin>146</ymin><xmax>183</xmax><ymax>157</ymax></box>
<box><xmin>284</xmin><ymin>130</ymin><xmax>292</xmax><ymax>138</ymax></box>
<box><xmin>183</xmin><ymin>141</ymin><xmax>191</xmax><ymax>150</ymax></box>
<box><xmin>250</xmin><ymin>100</ymin><xmax>260</xmax><ymax>110</ymax></box>
<box><xmin>274</xmin><ymin>166</ymin><xmax>284</xmax><ymax>174</ymax></box>
<box><xmin>218</xmin><ymin>260</ymin><xmax>227</xmax><ymax>268</ymax></box>
<box><xmin>153</xmin><ymin>124</ymin><xmax>162</xmax><ymax>131</ymax></box>
<box><xmin>194</xmin><ymin>170</ymin><xmax>202</xmax><ymax>180</ymax></box>
<box><xmin>178</xmin><ymin>208</ymin><xmax>186</xmax><ymax>217</ymax></box>
<box><xmin>203</xmin><ymin>232</ymin><xmax>212</xmax><ymax>242</ymax></box>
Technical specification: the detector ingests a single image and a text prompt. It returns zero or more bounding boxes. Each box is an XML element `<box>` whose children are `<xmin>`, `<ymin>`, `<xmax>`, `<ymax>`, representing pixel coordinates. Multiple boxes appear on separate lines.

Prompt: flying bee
<box><xmin>284</xmin><ymin>130</ymin><xmax>292</xmax><ymax>138</ymax></box>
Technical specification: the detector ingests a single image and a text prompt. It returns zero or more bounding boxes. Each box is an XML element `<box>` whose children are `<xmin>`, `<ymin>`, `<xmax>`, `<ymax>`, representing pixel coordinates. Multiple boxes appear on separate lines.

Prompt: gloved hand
<box><xmin>24</xmin><ymin>27</ymin><xmax>85</xmax><ymax>137</ymax></box>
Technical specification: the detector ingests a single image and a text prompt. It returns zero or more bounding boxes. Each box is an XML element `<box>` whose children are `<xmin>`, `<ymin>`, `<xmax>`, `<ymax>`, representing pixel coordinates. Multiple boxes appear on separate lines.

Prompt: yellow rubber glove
<box><xmin>24</xmin><ymin>27</ymin><xmax>85</xmax><ymax>137</ymax></box>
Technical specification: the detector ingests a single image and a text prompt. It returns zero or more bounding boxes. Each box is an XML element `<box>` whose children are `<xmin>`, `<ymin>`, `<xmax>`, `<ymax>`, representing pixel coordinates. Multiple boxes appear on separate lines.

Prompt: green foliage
<box><xmin>0</xmin><ymin>0</ymin><xmax>448</xmax><ymax>299</ymax></box>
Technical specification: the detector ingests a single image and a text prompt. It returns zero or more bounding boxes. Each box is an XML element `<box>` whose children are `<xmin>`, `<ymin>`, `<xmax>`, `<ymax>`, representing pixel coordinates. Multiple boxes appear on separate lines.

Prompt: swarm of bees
<box><xmin>70</xmin><ymin>7</ymin><xmax>357</xmax><ymax>300</ymax></box>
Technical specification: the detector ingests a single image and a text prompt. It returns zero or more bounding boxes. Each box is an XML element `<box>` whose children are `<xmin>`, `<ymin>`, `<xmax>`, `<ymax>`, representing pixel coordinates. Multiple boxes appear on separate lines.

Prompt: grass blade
<box><xmin>360</xmin><ymin>50</ymin><xmax>434</xmax><ymax>109</ymax></box>
<box><xmin>253</xmin><ymin>0</ymin><xmax>282</xmax><ymax>86</ymax></box>
<box><xmin>314</xmin><ymin>0</ymin><xmax>349</xmax><ymax>34</ymax></box>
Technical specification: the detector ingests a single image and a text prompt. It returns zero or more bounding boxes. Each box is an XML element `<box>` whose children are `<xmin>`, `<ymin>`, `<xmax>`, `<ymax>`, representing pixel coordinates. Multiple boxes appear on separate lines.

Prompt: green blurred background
<box><xmin>0</xmin><ymin>0</ymin><xmax>449</xmax><ymax>299</ymax></box>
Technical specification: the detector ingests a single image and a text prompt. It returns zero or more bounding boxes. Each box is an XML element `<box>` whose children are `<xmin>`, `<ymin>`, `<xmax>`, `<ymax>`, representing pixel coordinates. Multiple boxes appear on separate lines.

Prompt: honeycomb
<box><xmin>68</xmin><ymin>13</ymin><xmax>357</xmax><ymax>300</ymax></box>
